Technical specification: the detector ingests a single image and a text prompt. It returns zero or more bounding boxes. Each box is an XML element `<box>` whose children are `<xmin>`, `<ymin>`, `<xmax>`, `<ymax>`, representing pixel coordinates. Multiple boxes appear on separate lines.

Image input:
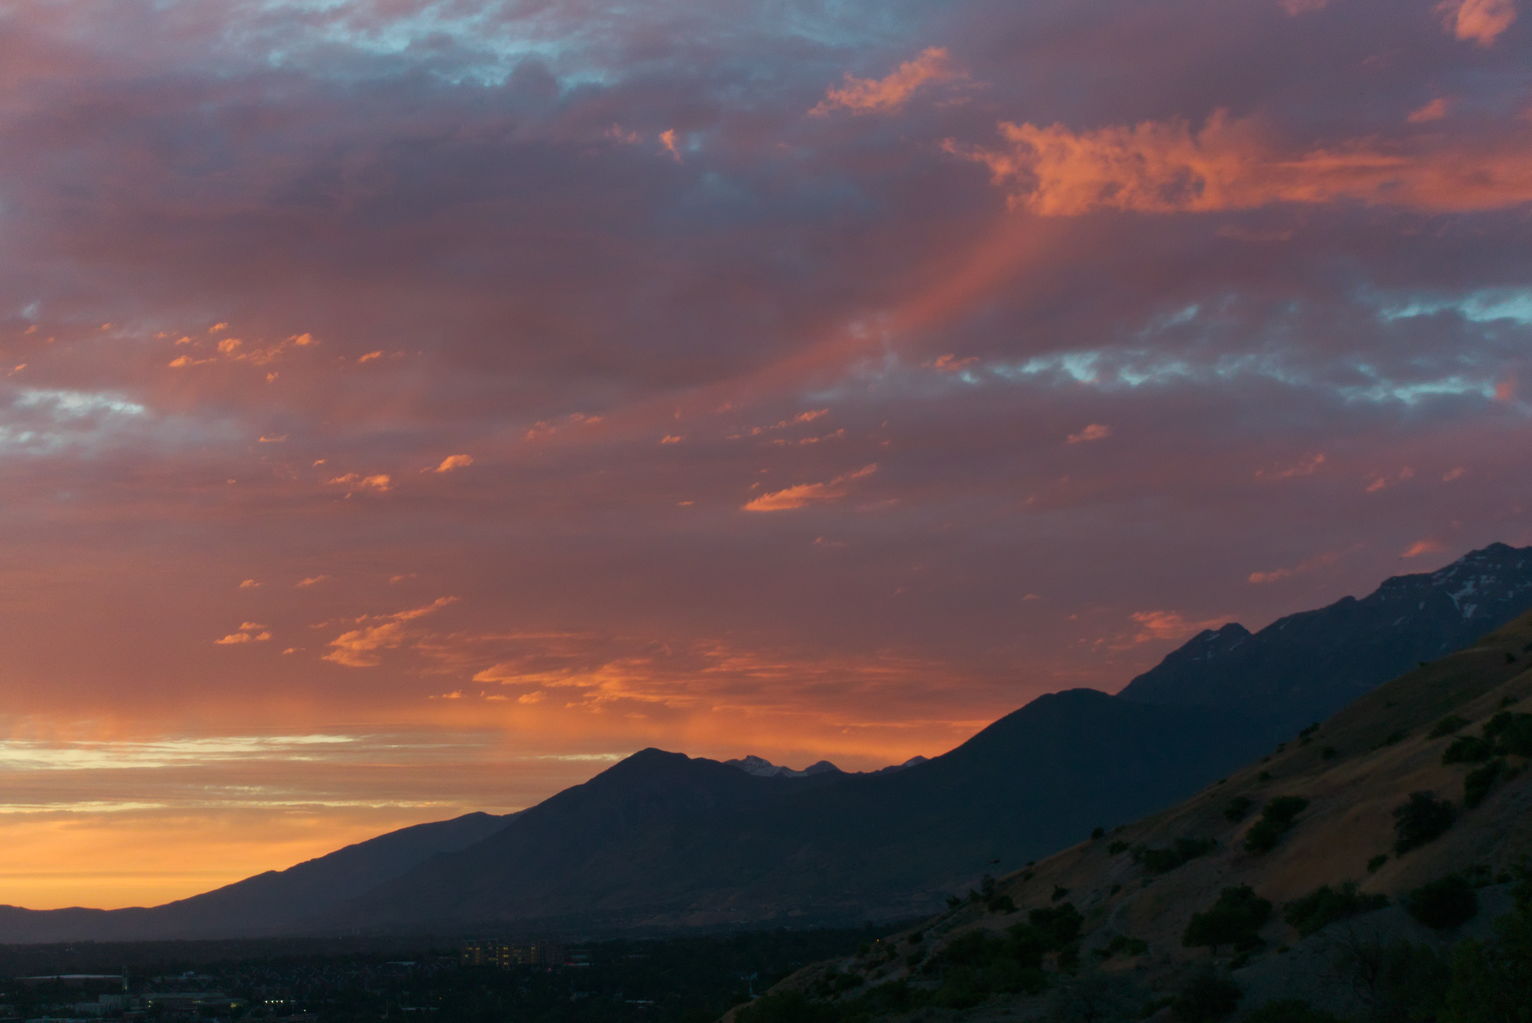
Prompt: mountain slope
<box><xmin>329</xmin><ymin>693</ymin><xmax>1266</xmax><ymax>934</ymax></box>
<box><xmin>0</xmin><ymin>810</ymin><xmax>513</xmax><ymax>943</ymax></box>
<box><xmin>742</xmin><ymin>611</ymin><xmax>1532</xmax><ymax>1021</ymax></box>
<box><xmin>1119</xmin><ymin>541</ymin><xmax>1532</xmax><ymax>732</ymax></box>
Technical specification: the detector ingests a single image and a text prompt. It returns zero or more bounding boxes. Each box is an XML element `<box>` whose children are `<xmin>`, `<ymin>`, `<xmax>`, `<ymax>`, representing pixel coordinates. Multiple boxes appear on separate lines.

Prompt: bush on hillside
<box><xmin>1484</xmin><ymin>711</ymin><xmax>1532</xmax><ymax>757</ymax></box>
<box><xmin>1134</xmin><ymin>837</ymin><xmax>1217</xmax><ymax>874</ymax></box>
<box><xmin>1443</xmin><ymin>735</ymin><xmax>1495</xmax><ymax>764</ymax></box>
<box><xmin>1406</xmin><ymin>875</ymin><xmax>1479</xmax><ymax>930</ymax></box>
<box><xmin>1171</xmin><ymin>971</ymin><xmax>1243</xmax><ymax>1023</ymax></box>
<box><xmin>1243</xmin><ymin>796</ymin><xmax>1309</xmax><ymax>854</ymax></box>
<box><xmin>1463</xmin><ymin>759</ymin><xmax>1506</xmax><ymax>809</ymax></box>
<box><xmin>1241</xmin><ymin>999</ymin><xmax>1345</xmax><ymax>1023</ymax></box>
<box><xmin>1393</xmin><ymin>791</ymin><xmax>1457</xmax><ymax>854</ymax></box>
<box><xmin>1184</xmin><ymin>886</ymin><xmax>1273</xmax><ymax>952</ymax></box>
<box><xmin>1224</xmin><ymin>796</ymin><xmax>1253</xmax><ymax>823</ymax></box>
<box><xmin>1429</xmin><ymin>715</ymin><xmax>1471</xmax><ymax>739</ymax></box>
<box><xmin>1283</xmin><ymin>881</ymin><xmax>1388</xmax><ymax>937</ymax></box>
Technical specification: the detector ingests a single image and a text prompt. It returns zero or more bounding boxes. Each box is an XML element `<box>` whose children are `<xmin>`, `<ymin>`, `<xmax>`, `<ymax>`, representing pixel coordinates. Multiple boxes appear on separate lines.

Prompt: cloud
<box><xmin>323</xmin><ymin>596</ymin><xmax>460</xmax><ymax>668</ymax></box>
<box><xmin>1255</xmin><ymin>452</ymin><xmax>1327</xmax><ymax>479</ymax></box>
<box><xmin>1402</xmin><ymin>538</ymin><xmax>1446</xmax><ymax>558</ymax></box>
<box><xmin>430</xmin><ymin>454</ymin><xmax>474</xmax><ymax>473</ymax></box>
<box><xmin>659</xmin><ymin>129</ymin><xmax>682</xmax><ymax>162</ymax></box>
<box><xmin>237</xmin><ymin>579</ymin><xmax>262</xmax><ymax>590</ymax></box>
<box><xmin>1408</xmin><ymin>98</ymin><xmax>1452</xmax><ymax>124</ymax></box>
<box><xmin>742</xmin><ymin>464</ymin><xmax>878</xmax><ymax>512</ymax></box>
<box><xmin>296</xmin><ymin>575</ymin><xmax>331</xmax><ymax>588</ymax></box>
<box><xmin>1124</xmin><ymin>610</ymin><xmax>1229</xmax><ymax>645</ymax></box>
<box><xmin>1247</xmin><ymin>548</ymin><xmax>1346</xmax><ymax>584</ymax></box>
<box><xmin>1436</xmin><ymin>0</ymin><xmax>1517</xmax><ymax>45</ymax></box>
<box><xmin>927</xmin><ymin>354</ymin><xmax>979</xmax><ymax>373</ymax></box>
<box><xmin>327</xmin><ymin>473</ymin><xmax>393</xmax><ymax>494</ymax></box>
<box><xmin>952</xmin><ymin>110</ymin><xmax>1532</xmax><ymax>215</ymax></box>
<box><xmin>214</xmin><ymin>622</ymin><xmax>272</xmax><ymax>645</ymax></box>
<box><xmin>810</xmin><ymin>47</ymin><xmax>964</xmax><ymax>116</ymax></box>
<box><xmin>1279</xmin><ymin>0</ymin><xmax>1332</xmax><ymax>13</ymax></box>
<box><xmin>1066</xmin><ymin>423</ymin><xmax>1112</xmax><ymax>444</ymax></box>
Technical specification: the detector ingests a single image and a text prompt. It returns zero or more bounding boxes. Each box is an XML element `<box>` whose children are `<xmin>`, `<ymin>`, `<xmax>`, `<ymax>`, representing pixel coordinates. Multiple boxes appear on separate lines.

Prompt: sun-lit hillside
<box><xmin>732</xmin><ymin>612</ymin><xmax>1532</xmax><ymax>1021</ymax></box>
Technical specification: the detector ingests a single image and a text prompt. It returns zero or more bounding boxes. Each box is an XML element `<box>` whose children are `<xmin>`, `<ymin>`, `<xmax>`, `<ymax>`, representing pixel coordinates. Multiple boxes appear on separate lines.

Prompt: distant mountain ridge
<box><xmin>4</xmin><ymin>542</ymin><xmax>1532</xmax><ymax>944</ymax></box>
<box><xmin>1119</xmin><ymin>541</ymin><xmax>1532</xmax><ymax>733</ymax></box>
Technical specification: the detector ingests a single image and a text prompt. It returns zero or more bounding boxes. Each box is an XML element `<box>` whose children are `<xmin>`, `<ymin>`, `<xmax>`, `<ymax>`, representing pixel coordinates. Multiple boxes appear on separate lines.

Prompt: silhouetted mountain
<box><xmin>0</xmin><ymin>811</ymin><xmax>511</xmax><ymax>943</ymax></box>
<box><xmin>7</xmin><ymin>543</ymin><xmax>1532</xmax><ymax>944</ymax></box>
<box><xmin>745</xmin><ymin>609</ymin><xmax>1532</xmax><ymax>1020</ymax></box>
<box><xmin>1120</xmin><ymin>542</ymin><xmax>1532</xmax><ymax>733</ymax></box>
<box><xmin>325</xmin><ymin>693</ymin><xmax>1265</xmax><ymax>934</ymax></box>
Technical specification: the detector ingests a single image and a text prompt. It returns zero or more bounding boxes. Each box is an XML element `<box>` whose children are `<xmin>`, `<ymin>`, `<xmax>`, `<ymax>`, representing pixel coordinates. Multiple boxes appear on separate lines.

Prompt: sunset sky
<box><xmin>2</xmin><ymin>0</ymin><xmax>1531</xmax><ymax>909</ymax></box>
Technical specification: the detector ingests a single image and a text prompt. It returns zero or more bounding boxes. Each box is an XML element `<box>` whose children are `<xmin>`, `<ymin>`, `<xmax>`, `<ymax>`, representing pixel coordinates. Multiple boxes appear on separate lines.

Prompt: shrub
<box><xmin>1240</xmin><ymin>999</ymin><xmax>1344</xmax><ymax>1023</ymax></box>
<box><xmin>1320</xmin><ymin>746</ymin><xmax>1338</xmax><ymax>761</ymax></box>
<box><xmin>1464</xmin><ymin>758</ymin><xmax>1506</xmax><ymax>809</ymax></box>
<box><xmin>1091</xmin><ymin>826</ymin><xmax>1105</xmax><ymax>840</ymax></box>
<box><xmin>1172</xmin><ymin>971</ymin><xmax>1242</xmax><ymax>1023</ymax></box>
<box><xmin>1184</xmin><ymin>885</ymin><xmax>1273</xmax><ymax>952</ymax></box>
<box><xmin>1406</xmin><ymin>875</ymin><xmax>1478</xmax><ymax>930</ymax></box>
<box><xmin>1108</xmin><ymin>840</ymin><xmax>1130</xmax><ymax>855</ymax></box>
<box><xmin>1443</xmin><ymin>735</ymin><xmax>1494</xmax><ymax>764</ymax></box>
<box><xmin>1484</xmin><ymin>711</ymin><xmax>1532</xmax><ymax>757</ymax></box>
<box><xmin>1430</xmin><ymin>715</ymin><xmax>1471</xmax><ymax>739</ymax></box>
<box><xmin>1367</xmin><ymin>853</ymin><xmax>1389</xmax><ymax>874</ymax></box>
<box><xmin>1095</xmin><ymin>934</ymin><xmax>1149</xmax><ymax>960</ymax></box>
<box><xmin>1224</xmin><ymin>796</ymin><xmax>1253</xmax><ymax>823</ymax></box>
<box><xmin>1283</xmin><ymin>881</ymin><xmax>1388</xmax><ymax>937</ymax></box>
<box><xmin>1243</xmin><ymin>796</ymin><xmax>1309</xmax><ymax>854</ymax></box>
<box><xmin>1028</xmin><ymin>903</ymin><xmax>1084</xmax><ymax>949</ymax></box>
<box><xmin>1393</xmin><ymin>791</ymin><xmax>1456</xmax><ymax>854</ymax></box>
<box><xmin>1133</xmin><ymin>836</ymin><xmax>1217</xmax><ymax>874</ymax></box>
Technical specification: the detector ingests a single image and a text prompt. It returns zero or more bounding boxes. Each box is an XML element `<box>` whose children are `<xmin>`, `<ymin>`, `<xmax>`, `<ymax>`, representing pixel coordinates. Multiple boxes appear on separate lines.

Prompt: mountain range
<box><xmin>741</xmin><ymin>593</ymin><xmax>1532</xmax><ymax>1021</ymax></box>
<box><xmin>4</xmin><ymin>542</ymin><xmax>1532</xmax><ymax>944</ymax></box>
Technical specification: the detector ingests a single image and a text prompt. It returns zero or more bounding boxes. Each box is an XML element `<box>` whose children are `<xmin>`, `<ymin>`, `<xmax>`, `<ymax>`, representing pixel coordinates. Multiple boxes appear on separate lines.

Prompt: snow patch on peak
<box><xmin>725</xmin><ymin>755</ymin><xmax>843</xmax><ymax>778</ymax></box>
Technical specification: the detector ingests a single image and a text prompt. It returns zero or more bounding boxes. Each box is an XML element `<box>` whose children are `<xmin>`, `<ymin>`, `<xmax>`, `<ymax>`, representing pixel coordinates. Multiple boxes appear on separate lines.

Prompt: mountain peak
<box><xmin>725</xmin><ymin>755</ymin><xmax>843</xmax><ymax>778</ymax></box>
<box><xmin>1118</xmin><ymin>540</ymin><xmax>1532</xmax><ymax>729</ymax></box>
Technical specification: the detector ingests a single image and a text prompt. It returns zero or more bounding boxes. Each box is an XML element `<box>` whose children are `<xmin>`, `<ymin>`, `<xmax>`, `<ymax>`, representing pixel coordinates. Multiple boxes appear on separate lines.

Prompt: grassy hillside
<box><xmin>727</xmin><ymin>611</ymin><xmax>1532</xmax><ymax>1022</ymax></box>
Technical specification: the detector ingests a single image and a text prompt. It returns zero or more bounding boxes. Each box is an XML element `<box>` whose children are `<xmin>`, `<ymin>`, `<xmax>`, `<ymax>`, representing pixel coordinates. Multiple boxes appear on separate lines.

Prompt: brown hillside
<box><xmin>728</xmin><ymin>611</ymin><xmax>1532</xmax><ymax>1022</ymax></box>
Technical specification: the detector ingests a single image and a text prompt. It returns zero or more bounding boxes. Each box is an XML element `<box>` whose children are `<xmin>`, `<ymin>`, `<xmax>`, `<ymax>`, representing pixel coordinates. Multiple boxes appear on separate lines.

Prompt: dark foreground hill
<box><xmin>734</xmin><ymin>610</ymin><xmax>1532</xmax><ymax>1021</ymax></box>
<box><xmin>3</xmin><ymin>543</ymin><xmax>1531</xmax><ymax>944</ymax></box>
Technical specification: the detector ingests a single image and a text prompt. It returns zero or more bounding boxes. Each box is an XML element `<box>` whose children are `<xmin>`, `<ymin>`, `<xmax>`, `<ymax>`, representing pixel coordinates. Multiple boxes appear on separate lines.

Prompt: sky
<box><xmin>0</xmin><ymin>0</ymin><xmax>1530</xmax><ymax>910</ymax></box>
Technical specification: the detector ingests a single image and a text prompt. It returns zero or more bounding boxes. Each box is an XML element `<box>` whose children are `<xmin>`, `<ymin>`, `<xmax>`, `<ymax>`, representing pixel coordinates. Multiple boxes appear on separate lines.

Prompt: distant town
<box><xmin>0</xmin><ymin>927</ymin><xmax>887</xmax><ymax>1022</ymax></box>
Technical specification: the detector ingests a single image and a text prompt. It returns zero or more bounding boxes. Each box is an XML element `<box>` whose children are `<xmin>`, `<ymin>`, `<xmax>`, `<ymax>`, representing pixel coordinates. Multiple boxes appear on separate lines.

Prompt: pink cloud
<box><xmin>1408</xmin><ymin>97</ymin><xmax>1452</xmax><ymax>123</ymax></box>
<box><xmin>323</xmin><ymin>597</ymin><xmax>459</xmax><ymax>668</ymax></box>
<box><xmin>1436</xmin><ymin>0</ymin><xmax>1518</xmax><ymax>45</ymax></box>
<box><xmin>1402</xmin><ymin>538</ymin><xmax>1446</xmax><ymax>558</ymax></box>
<box><xmin>742</xmin><ymin>464</ymin><xmax>878</xmax><ymax>512</ymax></box>
<box><xmin>810</xmin><ymin>47</ymin><xmax>964</xmax><ymax>116</ymax></box>
<box><xmin>430</xmin><ymin>453</ymin><xmax>474</xmax><ymax>473</ymax></box>
<box><xmin>1066</xmin><ymin>423</ymin><xmax>1112</xmax><ymax>444</ymax></box>
<box><xmin>953</xmin><ymin>110</ymin><xmax>1532</xmax><ymax>215</ymax></box>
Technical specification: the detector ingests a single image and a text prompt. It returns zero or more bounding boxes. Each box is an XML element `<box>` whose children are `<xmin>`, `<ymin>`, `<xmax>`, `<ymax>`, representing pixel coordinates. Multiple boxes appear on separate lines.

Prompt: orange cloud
<box><xmin>296</xmin><ymin>575</ymin><xmax>331</xmax><ymax>588</ymax></box>
<box><xmin>1125</xmin><ymin>610</ymin><xmax>1228</xmax><ymax>645</ymax></box>
<box><xmin>1066</xmin><ymin>423</ymin><xmax>1111</xmax><ymax>444</ymax></box>
<box><xmin>327</xmin><ymin>472</ymin><xmax>393</xmax><ymax>494</ymax></box>
<box><xmin>323</xmin><ymin>596</ymin><xmax>460</xmax><ymax>668</ymax></box>
<box><xmin>927</xmin><ymin>353</ymin><xmax>979</xmax><ymax>373</ymax></box>
<box><xmin>1408</xmin><ymin>97</ymin><xmax>1452</xmax><ymax>123</ymax></box>
<box><xmin>1255</xmin><ymin>452</ymin><xmax>1326</xmax><ymax>479</ymax></box>
<box><xmin>1437</xmin><ymin>0</ymin><xmax>1517</xmax><ymax>45</ymax></box>
<box><xmin>237</xmin><ymin>579</ymin><xmax>262</xmax><ymax>590</ymax></box>
<box><xmin>810</xmin><ymin>47</ymin><xmax>963</xmax><ymax>117</ymax></box>
<box><xmin>214</xmin><ymin>622</ymin><xmax>272</xmax><ymax>645</ymax></box>
<box><xmin>953</xmin><ymin>109</ymin><xmax>1532</xmax><ymax>215</ymax></box>
<box><xmin>742</xmin><ymin>464</ymin><xmax>878</xmax><ymax>512</ymax></box>
<box><xmin>1402</xmin><ymin>538</ymin><xmax>1446</xmax><ymax>558</ymax></box>
<box><xmin>430</xmin><ymin>453</ymin><xmax>474</xmax><ymax>473</ymax></box>
<box><xmin>1247</xmin><ymin>547</ymin><xmax>1345</xmax><ymax>584</ymax></box>
<box><xmin>659</xmin><ymin>129</ymin><xmax>682</xmax><ymax>162</ymax></box>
